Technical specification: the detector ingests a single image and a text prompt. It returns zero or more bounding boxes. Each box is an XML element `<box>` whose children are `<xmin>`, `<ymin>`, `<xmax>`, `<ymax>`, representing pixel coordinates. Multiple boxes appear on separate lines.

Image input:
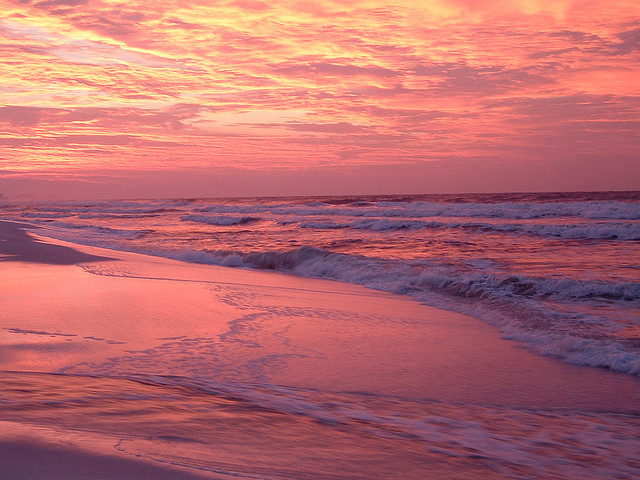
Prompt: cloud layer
<box><xmin>1</xmin><ymin>0</ymin><xmax>638</xmax><ymax>197</ymax></box>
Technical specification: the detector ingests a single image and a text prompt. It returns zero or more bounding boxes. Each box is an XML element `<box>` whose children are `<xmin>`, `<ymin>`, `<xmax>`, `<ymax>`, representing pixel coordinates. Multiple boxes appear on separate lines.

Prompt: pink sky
<box><xmin>0</xmin><ymin>0</ymin><xmax>639</xmax><ymax>199</ymax></box>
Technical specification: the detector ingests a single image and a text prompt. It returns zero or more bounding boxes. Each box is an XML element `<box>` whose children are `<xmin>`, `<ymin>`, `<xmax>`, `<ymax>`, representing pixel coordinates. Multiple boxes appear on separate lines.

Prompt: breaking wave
<box><xmin>169</xmin><ymin>246</ymin><xmax>640</xmax><ymax>304</ymax></box>
<box><xmin>160</xmin><ymin>245</ymin><xmax>640</xmax><ymax>376</ymax></box>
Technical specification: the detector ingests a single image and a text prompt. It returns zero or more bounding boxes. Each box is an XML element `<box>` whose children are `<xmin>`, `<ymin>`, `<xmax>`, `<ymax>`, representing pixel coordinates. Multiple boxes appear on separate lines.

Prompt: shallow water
<box><xmin>2</xmin><ymin>371</ymin><xmax>639</xmax><ymax>480</ymax></box>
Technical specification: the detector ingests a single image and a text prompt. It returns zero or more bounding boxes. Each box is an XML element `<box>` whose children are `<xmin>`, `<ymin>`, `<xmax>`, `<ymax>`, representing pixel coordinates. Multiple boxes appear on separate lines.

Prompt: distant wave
<box><xmin>396</xmin><ymin>200</ymin><xmax>640</xmax><ymax>220</ymax></box>
<box><xmin>181</xmin><ymin>214</ymin><xmax>261</xmax><ymax>226</ymax></box>
<box><xmin>7</xmin><ymin>198</ymin><xmax>640</xmax><ymax>222</ymax></box>
<box><xmin>14</xmin><ymin>206</ymin><xmax>640</xmax><ymax>240</ymax></box>
<box><xmin>300</xmin><ymin>218</ymin><xmax>640</xmax><ymax>240</ymax></box>
<box><xmin>11</xmin><ymin>201</ymin><xmax>184</xmax><ymax>217</ymax></box>
<box><xmin>20</xmin><ymin>212</ymin><xmax>75</xmax><ymax>219</ymax></box>
<box><xmin>495</xmin><ymin>221</ymin><xmax>640</xmax><ymax>240</ymax></box>
<box><xmin>195</xmin><ymin>200</ymin><xmax>640</xmax><ymax>221</ymax></box>
<box><xmin>78</xmin><ymin>213</ymin><xmax>163</xmax><ymax>219</ymax></box>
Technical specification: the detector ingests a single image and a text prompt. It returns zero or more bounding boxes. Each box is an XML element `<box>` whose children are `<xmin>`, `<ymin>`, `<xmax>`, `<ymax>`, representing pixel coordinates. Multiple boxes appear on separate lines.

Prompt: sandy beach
<box><xmin>1</xmin><ymin>220</ymin><xmax>639</xmax><ymax>479</ymax></box>
<box><xmin>3</xmin><ymin>0</ymin><xmax>639</xmax><ymax>475</ymax></box>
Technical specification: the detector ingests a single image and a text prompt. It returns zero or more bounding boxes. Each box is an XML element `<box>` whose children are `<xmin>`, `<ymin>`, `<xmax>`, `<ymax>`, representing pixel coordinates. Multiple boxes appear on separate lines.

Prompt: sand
<box><xmin>0</xmin><ymin>436</ymin><xmax>222</xmax><ymax>480</ymax></box>
<box><xmin>1</xmin><ymin>220</ymin><xmax>639</xmax><ymax>479</ymax></box>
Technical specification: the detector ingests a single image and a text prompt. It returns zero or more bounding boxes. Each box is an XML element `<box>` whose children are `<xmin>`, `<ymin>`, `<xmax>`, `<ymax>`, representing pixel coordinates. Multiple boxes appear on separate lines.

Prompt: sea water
<box><xmin>1</xmin><ymin>192</ymin><xmax>640</xmax><ymax>479</ymax></box>
<box><xmin>2</xmin><ymin>191</ymin><xmax>638</xmax><ymax>376</ymax></box>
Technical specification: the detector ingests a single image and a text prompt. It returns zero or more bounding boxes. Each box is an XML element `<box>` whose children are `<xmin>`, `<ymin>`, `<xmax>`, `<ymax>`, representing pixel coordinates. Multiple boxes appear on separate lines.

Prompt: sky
<box><xmin>0</xmin><ymin>0</ymin><xmax>639</xmax><ymax>200</ymax></box>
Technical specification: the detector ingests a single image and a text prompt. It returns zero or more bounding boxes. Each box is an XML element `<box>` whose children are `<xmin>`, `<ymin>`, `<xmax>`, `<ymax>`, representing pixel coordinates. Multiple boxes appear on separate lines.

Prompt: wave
<box><xmin>20</xmin><ymin>212</ymin><xmax>75</xmax><ymax>219</ymax></box>
<box><xmin>181</xmin><ymin>214</ymin><xmax>261</xmax><ymax>226</ymax></box>
<box><xmin>18</xmin><ymin>217</ymin><xmax>636</xmax><ymax>309</ymax></box>
<box><xmin>300</xmin><ymin>219</ymin><xmax>437</xmax><ymax>231</ymax></box>
<box><xmin>413</xmin><ymin>271</ymin><xmax>640</xmax><ymax>303</ymax></box>
<box><xmin>194</xmin><ymin>200</ymin><xmax>640</xmax><ymax>221</ymax></box>
<box><xmin>78</xmin><ymin>213</ymin><xmax>163</xmax><ymax>219</ymax></box>
<box><xmin>496</xmin><ymin>222</ymin><xmax>640</xmax><ymax>240</ymax></box>
<box><xmin>5</xmin><ymin>195</ymin><xmax>640</xmax><ymax>221</ymax></box>
<box><xmin>9</xmin><ymin>200</ymin><xmax>188</xmax><ymax>217</ymax></box>
<box><xmin>175</xmin><ymin>246</ymin><xmax>640</xmax><ymax>303</ymax></box>
<box><xmin>393</xmin><ymin>200</ymin><xmax>640</xmax><ymax>220</ymax></box>
<box><xmin>16</xmin><ymin>205</ymin><xmax>639</xmax><ymax>241</ymax></box>
<box><xmin>156</xmin><ymin>246</ymin><xmax>640</xmax><ymax>376</ymax></box>
<box><xmin>300</xmin><ymin>218</ymin><xmax>640</xmax><ymax>240</ymax></box>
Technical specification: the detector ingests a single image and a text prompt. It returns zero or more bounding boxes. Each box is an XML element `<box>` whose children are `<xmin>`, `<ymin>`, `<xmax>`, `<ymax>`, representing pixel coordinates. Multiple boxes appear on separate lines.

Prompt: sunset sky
<box><xmin>1</xmin><ymin>0</ymin><xmax>639</xmax><ymax>199</ymax></box>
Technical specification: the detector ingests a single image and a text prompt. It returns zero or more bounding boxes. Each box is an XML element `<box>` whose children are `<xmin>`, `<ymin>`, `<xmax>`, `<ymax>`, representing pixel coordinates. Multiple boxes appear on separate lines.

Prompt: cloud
<box><xmin>234</xmin><ymin>121</ymin><xmax>374</xmax><ymax>134</ymax></box>
<box><xmin>284</xmin><ymin>122</ymin><xmax>373</xmax><ymax>133</ymax></box>
<box><xmin>0</xmin><ymin>104</ymin><xmax>208</xmax><ymax>130</ymax></box>
<box><xmin>0</xmin><ymin>106</ymin><xmax>49</xmax><ymax>126</ymax></box>
<box><xmin>615</xmin><ymin>26</ymin><xmax>640</xmax><ymax>54</ymax></box>
<box><xmin>1</xmin><ymin>0</ymin><xmax>639</xmax><ymax>195</ymax></box>
<box><xmin>272</xmin><ymin>62</ymin><xmax>399</xmax><ymax>78</ymax></box>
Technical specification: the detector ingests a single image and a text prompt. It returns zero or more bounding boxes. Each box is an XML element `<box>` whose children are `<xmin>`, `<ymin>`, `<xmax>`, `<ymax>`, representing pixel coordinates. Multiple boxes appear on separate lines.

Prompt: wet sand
<box><xmin>0</xmin><ymin>436</ymin><xmax>222</xmax><ymax>480</ymax></box>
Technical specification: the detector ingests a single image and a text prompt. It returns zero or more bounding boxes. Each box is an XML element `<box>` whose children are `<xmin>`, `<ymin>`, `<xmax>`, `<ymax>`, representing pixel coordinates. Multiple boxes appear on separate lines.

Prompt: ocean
<box><xmin>2</xmin><ymin>191</ymin><xmax>639</xmax><ymax>376</ymax></box>
<box><xmin>1</xmin><ymin>191</ymin><xmax>640</xmax><ymax>479</ymax></box>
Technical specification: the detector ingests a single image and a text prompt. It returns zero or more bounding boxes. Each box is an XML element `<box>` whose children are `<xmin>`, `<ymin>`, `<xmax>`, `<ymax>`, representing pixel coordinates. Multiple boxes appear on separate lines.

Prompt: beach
<box><xmin>3</xmin><ymin>0</ymin><xmax>639</xmax><ymax>475</ymax></box>
<box><xmin>1</xmin><ymin>219</ymin><xmax>639</xmax><ymax>479</ymax></box>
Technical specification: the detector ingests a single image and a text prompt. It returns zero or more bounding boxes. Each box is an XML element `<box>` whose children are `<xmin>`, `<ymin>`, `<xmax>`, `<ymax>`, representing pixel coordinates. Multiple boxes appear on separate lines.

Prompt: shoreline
<box><xmin>1</xmin><ymin>219</ymin><xmax>639</xmax><ymax>409</ymax></box>
<box><xmin>2</xmin><ymin>219</ymin><xmax>640</xmax><ymax>479</ymax></box>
